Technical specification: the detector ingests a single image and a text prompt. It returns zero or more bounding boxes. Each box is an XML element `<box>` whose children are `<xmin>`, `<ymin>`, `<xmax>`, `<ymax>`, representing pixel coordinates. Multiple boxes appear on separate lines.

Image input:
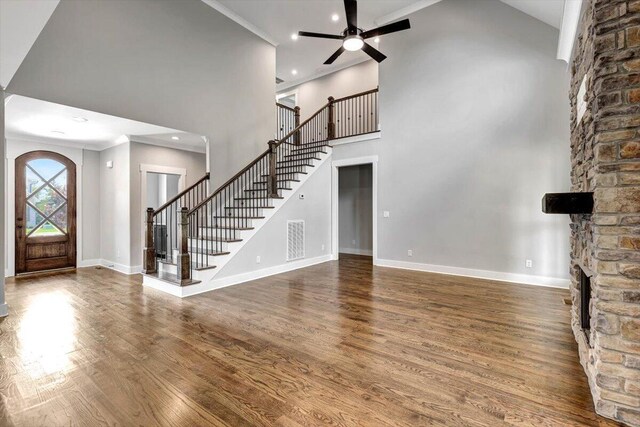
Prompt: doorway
<box><xmin>146</xmin><ymin>172</ymin><xmax>181</xmax><ymax>210</ymax></box>
<box><xmin>15</xmin><ymin>151</ymin><xmax>77</xmax><ymax>274</ymax></box>
<box><xmin>332</xmin><ymin>157</ymin><xmax>377</xmax><ymax>263</ymax></box>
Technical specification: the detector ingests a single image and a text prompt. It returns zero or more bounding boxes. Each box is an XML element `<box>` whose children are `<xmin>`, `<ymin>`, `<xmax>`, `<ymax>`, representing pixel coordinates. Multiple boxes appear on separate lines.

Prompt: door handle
<box><xmin>16</xmin><ymin>225</ymin><xmax>23</xmax><ymax>229</ymax></box>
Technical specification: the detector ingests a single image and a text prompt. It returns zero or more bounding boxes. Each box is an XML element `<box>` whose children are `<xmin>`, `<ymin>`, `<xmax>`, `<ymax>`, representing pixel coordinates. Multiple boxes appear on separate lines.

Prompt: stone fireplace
<box><xmin>570</xmin><ymin>0</ymin><xmax>640</xmax><ymax>424</ymax></box>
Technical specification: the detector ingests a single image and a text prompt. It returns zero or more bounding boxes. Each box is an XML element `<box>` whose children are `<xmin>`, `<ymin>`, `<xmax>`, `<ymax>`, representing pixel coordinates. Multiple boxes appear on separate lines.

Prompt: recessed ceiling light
<box><xmin>374</xmin><ymin>37</ymin><xmax>380</xmax><ymax>43</ymax></box>
<box><xmin>291</xmin><ymin>69</ymin><xmax>298</xmax><ymax>75</ymax></box>
<box><xmin>171</xmin><ymin>136</ymin><xmax>180</xmax><ymax>141</ymax></box>
<box><xmin>291</xmin><ymin>33</ymin><xmax>298</xmax><ymax>40</ymax></box>
<box><xmin>331</xmin><ymin>14</ymin><xmax>340</xmax><ymax>22</ymax></box>
<box><xmin>51</xmin><ymin>130</ymin><xmax>65</xmax><ymax>135</ymax></box>
<box><xmin>72</xmin><ymin>116</ymin><xmax>88</xmax><ymax>122</ymax></box>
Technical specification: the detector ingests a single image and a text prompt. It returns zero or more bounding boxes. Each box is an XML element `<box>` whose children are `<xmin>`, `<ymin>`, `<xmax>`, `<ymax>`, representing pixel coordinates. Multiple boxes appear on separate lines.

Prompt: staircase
<box><xmin>142</xmin><ymin>88</ymin><xmax>379</xmax><ymax>294</ymax></box>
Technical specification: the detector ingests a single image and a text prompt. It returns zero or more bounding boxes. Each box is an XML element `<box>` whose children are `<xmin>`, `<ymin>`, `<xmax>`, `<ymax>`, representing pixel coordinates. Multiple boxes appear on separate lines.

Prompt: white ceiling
<box><xmin>215</xmin><ymin>0</ymin><xmax>417</xmax><ymax>87</ymax></box>
<box><xmin>211</xmin><ymin>0</ymin><xmax>566</xmax><ymax>88</ymax></box>
<box><xmin>0</xmin><ymin>0</ymin><xmax>60</xmax><ymax>88</ymax></box>
<box><xmin>499</xmin><ymin>0</ymin><xmax>565</xmax><ymax>29</ymax></box>
<box><xmin>5</xmin><ymin>95</ymin><xmax>206</xmax><ymax>152</ymax></box>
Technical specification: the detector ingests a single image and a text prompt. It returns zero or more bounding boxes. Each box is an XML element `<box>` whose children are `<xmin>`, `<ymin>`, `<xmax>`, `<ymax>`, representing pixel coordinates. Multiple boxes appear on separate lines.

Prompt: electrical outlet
<box><xmin>256</xmin><ymin>256</ymin><xmax>261</xmax><ymax>264</ymax></box>
<box><xmin>408</xmin><ymin>250</ymin><xmax>413</xmax><ymax>257</ymax></box>
<box><xmin>525</xmin><ymin>259</ymin><xmax>533</xmax><ymax>268</ymax></box>
<box><xmin>352</xmin><ymin>239</ymin><xmax>356</xmax><ymax>245</ymax></box>
<box><xmin>383</xmin><ymin>211</ymin><xmax>390</xmax><ymax>218</ymax></box>
<box><xmin>321</xmin><ymin>244</ymin><xmax>325</xmax><ymax>251</ymax></box>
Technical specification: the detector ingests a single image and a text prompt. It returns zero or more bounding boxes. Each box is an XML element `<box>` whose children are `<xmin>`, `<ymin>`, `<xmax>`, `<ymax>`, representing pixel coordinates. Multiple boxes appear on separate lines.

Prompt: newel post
<box><xmin>327</xmin><ymin>96</ymin><xmax>336</xmax><ymax>140</ymax></box>
<box><xmin>143</xmin><ymin>208</ymin><xmax>157</xmax><ymax>274</ymax></box>
<box><xmin>294</xmin><ymin>106</ymin><xmax>301</xmax><ymax>145</ymax></box>
<box><xmin>267</xmin><ymin>140</ymin><xmax>278</xmax><ymax>198</ymax></box>
<box><xmin>176</xmin><ymin>207</ymin><xmax>191</xmax><ymax>284</ymax></box>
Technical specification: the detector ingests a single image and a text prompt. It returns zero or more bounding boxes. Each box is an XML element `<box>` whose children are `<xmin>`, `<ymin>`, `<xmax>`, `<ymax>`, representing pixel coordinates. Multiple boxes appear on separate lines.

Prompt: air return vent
<box><xmin>287</xmin><ymin>220</ymin><xmax>305</xmax><ymax>261</ymax></box>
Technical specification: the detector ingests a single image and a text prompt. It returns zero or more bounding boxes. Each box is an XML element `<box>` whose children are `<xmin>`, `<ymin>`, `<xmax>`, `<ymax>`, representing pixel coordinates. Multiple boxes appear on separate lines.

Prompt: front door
<box><xmin>15</xmin><ymin>151</ymin><xmax>77</xmax><ymax>274</ymax></box>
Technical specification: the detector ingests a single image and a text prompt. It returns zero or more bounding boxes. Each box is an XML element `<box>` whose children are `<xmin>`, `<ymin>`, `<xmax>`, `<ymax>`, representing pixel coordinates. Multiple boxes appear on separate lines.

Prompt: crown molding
<box><xmin>200</xmin><ymin>0</ymin><xmax>278</xmax><ymax>46</ymax></box>
<box><xmin>128</xmin><ymin>135</ymin><xmax>206</xmax><ymax>154</ymax></box>
<box><xmin>277</xmin><ymin>58</ymin><xmax>373</xmax><ymax>92</ymax></box>
<box><xmin>4</xmin><ymin>132</ymin><xmax>108</xmax><ymax>152</ymax></box>
<box><xmin>374</xmin><ymin>0</ymin><xmax>444</xmax><ymax>26</ymax></box>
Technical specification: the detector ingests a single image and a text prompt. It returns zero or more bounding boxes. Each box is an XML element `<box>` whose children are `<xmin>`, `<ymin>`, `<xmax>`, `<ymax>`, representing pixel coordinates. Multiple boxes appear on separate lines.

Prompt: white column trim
<box><xmin>557</xmin><ymin>0</ymin><xmax>583</xmax><ymax>63</ymax></box>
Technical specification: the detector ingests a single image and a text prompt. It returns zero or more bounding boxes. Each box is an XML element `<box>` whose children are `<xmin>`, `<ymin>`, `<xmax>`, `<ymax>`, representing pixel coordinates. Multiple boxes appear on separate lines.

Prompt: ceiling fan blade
<box><xmin>344</xmin><ymin>0</ymin><xmax>357</xmax><ymax>30</ymax></box>
<box><xmin>360</xmin><ymin>19</ymin><xmax>411</xmax><ymax>39</ymax></box>
<box><xmin>361</xmin><ymin>42</ymin><xmax>387</xmax><ymax>63</ymax></box>
<box><xmin>324</xmin><ymin>46</ymin><xmax>346</xmax><ymax>64</ymax></box>
<box><xmin>298</xmin><ymin>31</ymin><xmax>343</xmax><ymax>40</ymax></box>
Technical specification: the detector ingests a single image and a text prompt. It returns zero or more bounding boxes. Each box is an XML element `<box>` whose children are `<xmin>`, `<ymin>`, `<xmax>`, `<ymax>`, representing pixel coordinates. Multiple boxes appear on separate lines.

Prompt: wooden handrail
<box><xmin>188</xmin><ymin>88</ymin><xmax>379</xmax><ymax>217</ymax></box>
<box><xmin>188</xmin><ymin>148</ymin><xmax>270</xmax><ymax>215</ymax></box>
<box><xmin>333</xmin><ymin>87</ymin><xmax>379</xmax><ymax>103</ymax></box>
<box><xmin>275</xmin><ymin>102</ymin><xmax>331</xmax><ymax>146</ymax></box>
<box><xmin>153</xmin><ymin>172</ymin><xmax>210</xmax><ymax>216</ymax></box>
<box><xmin>276</xmin><ymin>102</ymin><xmax>296</xmax><ymax>112</ymax></box>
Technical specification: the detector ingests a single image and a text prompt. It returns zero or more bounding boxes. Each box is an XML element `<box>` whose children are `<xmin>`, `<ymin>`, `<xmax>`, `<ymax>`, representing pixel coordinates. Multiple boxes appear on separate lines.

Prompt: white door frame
<box><xmin>331</xmin><ymin>156</ymin><xmax>378</xmax><ymax>263</ymax></box>
<box><xmin>139</xmin><ymin>164</ymin><xmax>187</xmax><ymax>262</ymax></box>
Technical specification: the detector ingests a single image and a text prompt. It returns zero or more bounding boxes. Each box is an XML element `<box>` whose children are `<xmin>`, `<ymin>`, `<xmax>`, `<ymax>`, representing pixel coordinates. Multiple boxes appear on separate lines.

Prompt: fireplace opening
<box><xmin>580</xmin><ymin>268</ymin><xmax>592</xmax><ymax>340</ymax></box>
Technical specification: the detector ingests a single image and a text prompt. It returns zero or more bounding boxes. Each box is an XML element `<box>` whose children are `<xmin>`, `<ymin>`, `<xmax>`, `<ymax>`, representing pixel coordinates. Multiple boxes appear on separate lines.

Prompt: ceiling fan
<box><xmin>297</xmin><ymin>0</ymin><xmax>411</xmax><ymax>64</ymax></box>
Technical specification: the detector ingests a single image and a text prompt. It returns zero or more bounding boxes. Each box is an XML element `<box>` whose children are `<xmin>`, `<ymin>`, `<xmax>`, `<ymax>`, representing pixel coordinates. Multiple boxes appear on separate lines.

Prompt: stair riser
<box><xmin>231</xmin><ymin>201</ymin><xmax>275</xmax><ymax>208</ymax></box>
<box><xmin>188</xmin><ymin>240</ymin><xmax>231</xmax><ymax>251</ymax></box>
<box><xmin>197</xmin><ymin>229</ymin><xmax>243</xmax><ymax>239</ymax></box>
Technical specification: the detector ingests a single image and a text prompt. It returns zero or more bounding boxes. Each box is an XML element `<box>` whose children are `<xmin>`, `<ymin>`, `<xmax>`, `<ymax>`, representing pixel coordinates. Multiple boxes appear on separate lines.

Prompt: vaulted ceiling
<box><xmin>210</xmin><ymin>0</ymin><xmax>567</xmax><ymax>89</ymax></box>
<box><xmin>1</xmin><ymin>0</ymin><xmax>569</xmax><ymax>92</ymax></box>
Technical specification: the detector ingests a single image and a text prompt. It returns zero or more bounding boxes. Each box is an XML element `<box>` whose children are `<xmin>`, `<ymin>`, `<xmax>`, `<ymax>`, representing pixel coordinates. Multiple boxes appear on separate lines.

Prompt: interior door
<box><xmin>15</xmin><ymin>151</ymin><xmax>77</xmax><ymax>274</ymax></box>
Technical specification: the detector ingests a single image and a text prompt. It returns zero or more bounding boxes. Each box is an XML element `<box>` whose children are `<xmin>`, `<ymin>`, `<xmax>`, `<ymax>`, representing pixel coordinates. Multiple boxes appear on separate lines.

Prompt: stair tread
<box><xmin>235</xmin><ymin>196</ymin><xmax>284</xmax><ymax>200</ymax></box>
<box><xmin>143</xmin><ymin>271</ymin><xmax>201</xmax><ymax>287</ymax></box>
<box><xmin>213</xmin><ymin>215</ymin><xmax>265</xmax><ymax>219</ymax></box>
<box><xmin>225</xmin><ymin>206</ymin><xmax>274</xmax><ymax>210</ymax></box>
<box><xmin>276</xmin><ymin>163</ymin><xmax>313</xmax><ymax>169</ymax></box>
<box><xmin>199</xmin><ymin>225</ymin><xmax>255</xmax><ymax>230</ymax></box>
<box><xmin>158</xmin><ymin>259</ymin><xmax>218</xmax><ymax>272</ymax></box>
<box><xmin>244</xmin><ymin>188</ymin><xmax>292</xmax><ymax>192</ymax></box>
<box><xmin>253</xmin><ymin>179</ymin><xmax>300</xmax><ymax>184</ymax></box>
<box><xmin>193</xmin><ymin>236</ymin><xmax>243</xmax><ymax>243</ymax></box>
<box><xmin>278</xmin><ymin>158</ymin><xmax>320</xmax><ymax>163</ymax></box>
<box><xmin>285</xmin><ymin>151</ymin><xmax>327</xmax><ymax>157</ymax></box>
<box><xmin>261</xmin><ymin>172</ymin><xmax>308</xmax><ymax>177</ymax></box>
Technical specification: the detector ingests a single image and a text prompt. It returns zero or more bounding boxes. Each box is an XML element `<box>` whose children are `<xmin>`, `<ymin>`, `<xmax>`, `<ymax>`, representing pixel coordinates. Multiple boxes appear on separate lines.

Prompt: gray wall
<box><xmin>215</xmin><ymin>158</ymin><xmax>332</xmax><ymax>279</ymax></box>
<box><xmin>7</xmin><ymin>0</ymin><xmax>275</xmax><ymax>187</ymax></box>
<box><xmin>99</xmin><ymin>143</ymin><xmax>130</xmax><ymax>268</ymax></box>
<box><xmin>129</xmin><ymin>142</ymin><xmax>206</xmax><ymax>268</ymax></box>
<box><xmin>1</xmin><ymin>89</ymin><xmax>6</xmax><ymax>316</ymax></box>
<box><xmin>339</xmin><ymin>164</ymin><xmax>373</xmax><ymax>255</ymax></box>
<box><xmin>334</xmin><ymin>0</ymin><xmax>571</xmax><ymax>279</ymax></box>
<box><xmin>82</xmin><ymin>149</ymin><xmax>101</xmax><ymax>261</ymax></box>
<box><xmin>279</xmin><ymin>60</ymin><xmax>378</xmax><ymax>120</ymax></box>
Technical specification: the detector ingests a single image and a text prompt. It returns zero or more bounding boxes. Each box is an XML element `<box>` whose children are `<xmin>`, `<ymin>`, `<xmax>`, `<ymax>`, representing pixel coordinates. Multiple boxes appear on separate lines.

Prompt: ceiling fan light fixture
<box><xmin>343</xmin><ymin>35</ymin><xmax>364</xmax><ymax>52</ymax></box>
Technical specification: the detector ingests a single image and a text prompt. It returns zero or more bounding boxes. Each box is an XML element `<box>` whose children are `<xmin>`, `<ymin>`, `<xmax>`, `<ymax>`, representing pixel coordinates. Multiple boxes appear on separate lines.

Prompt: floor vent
<box><xmin>287</xmin><ymin>220</ymin><xmax>305</xmax><ymax>261</ymax></box>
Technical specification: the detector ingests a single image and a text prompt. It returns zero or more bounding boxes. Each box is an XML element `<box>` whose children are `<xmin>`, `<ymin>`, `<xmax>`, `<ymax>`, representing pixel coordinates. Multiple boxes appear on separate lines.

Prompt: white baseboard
<box><xmin>0</xmin><ymin>303</ymin><xmax>8</xmax><ymax>317</ymax></box>
<box><xmin>100</xmin><ymin>260</ymin><xmax>142</xmax><ymax>275</ymax></box>
<box><xmin>375</xmin><ymin>258</ymin><xmax>570</xmax><ymax>289</ymax></box>
<box><xmin>339</xmin><ymin>247</ymin><xmax>373</xmax><ymax>256</ymax></box>
<box><xmin>144</xmin><ymin>254</ymin><xmax>333</xmax><ymax>298</ymax></box>
<box><xmin>78</xmin><ymin>259</ymin><xmax>101</xmax><ymax>268</ymax></box>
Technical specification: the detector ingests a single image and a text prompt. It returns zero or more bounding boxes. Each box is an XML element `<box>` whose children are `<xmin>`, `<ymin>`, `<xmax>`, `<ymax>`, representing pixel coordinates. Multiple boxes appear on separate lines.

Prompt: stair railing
<box><xmin>143</xmin><ymin>172</ymin><xmax>210</xmax><ymax>276</ymax></box>
<box><xmin>183</xmin><ymin>88</ymin><xmax>379</xmax><ymax>278</ymax></box>
<box><xmin>276</xmin><ymin>102</ymin><xmax>301</xmax><ymax>141</ymax></box>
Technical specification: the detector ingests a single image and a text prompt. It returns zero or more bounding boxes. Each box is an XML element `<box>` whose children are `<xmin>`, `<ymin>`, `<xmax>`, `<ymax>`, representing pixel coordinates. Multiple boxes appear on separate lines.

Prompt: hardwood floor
<box><xmin>0</xmin><ymin>255</ymin><xmax>620</xmax><ymax>426</ymax></box>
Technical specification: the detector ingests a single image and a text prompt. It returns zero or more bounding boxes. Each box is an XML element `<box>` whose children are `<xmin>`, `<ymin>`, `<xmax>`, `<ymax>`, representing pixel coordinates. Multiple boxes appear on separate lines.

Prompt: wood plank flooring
<box><xmin>0</xmin><ymin>254</ymin><xmax>620</xmax><ymax>426</ymax></box>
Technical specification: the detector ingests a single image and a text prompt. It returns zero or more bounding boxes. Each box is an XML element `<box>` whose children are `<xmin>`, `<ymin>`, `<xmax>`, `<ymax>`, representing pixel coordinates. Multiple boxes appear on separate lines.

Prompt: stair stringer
<box><xmin>142</xmin><ymin>148</ymin><xmax>332</xmax><ymax>297</ymax></box>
